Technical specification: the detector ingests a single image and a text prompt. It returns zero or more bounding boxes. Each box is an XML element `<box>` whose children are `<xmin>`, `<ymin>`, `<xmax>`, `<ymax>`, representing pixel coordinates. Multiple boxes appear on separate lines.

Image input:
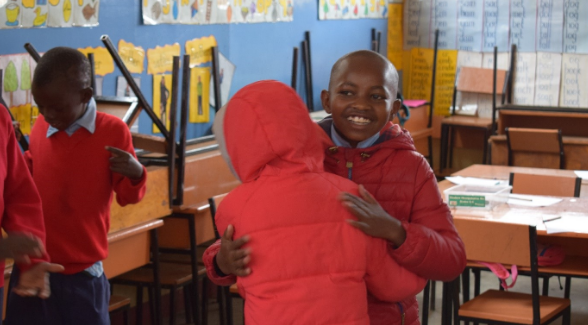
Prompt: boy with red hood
<box><xmin>205</xmin><ymin>51</ymin><xmax>466</xmax><ymax>325</ymax></box>
<box><xmin>210</xmin><ymin>80</ymin><xmax>426</xmax><ymax>324</ymax></box>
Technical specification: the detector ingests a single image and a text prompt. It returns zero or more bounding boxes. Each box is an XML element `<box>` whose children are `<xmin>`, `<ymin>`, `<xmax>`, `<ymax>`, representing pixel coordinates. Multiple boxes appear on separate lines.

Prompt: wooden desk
<box><xmin>497</xmin><ymin>106</ymin><xmax>588</xmax><ymax>137</ymax></box>
<box><xmin>444</xmin><ymin>164</ymin><xmax>588</xmax><ymax>197</ymax></box>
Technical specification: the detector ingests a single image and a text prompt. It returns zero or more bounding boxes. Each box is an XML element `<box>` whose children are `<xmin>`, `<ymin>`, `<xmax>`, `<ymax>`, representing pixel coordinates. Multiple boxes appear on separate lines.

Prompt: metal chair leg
<box><xmin>183</xmin><ymin>285</ymin><xmax>193</xmax><ymax>324</ymax></box>
<box><xmin>421</xmin><ymin>281</ymin><xmax>431</xmax><ymax>325</ymax></box>
<box><xmin>430</xmin><ymin>280</ymin><xmax>436</xmax><ymax>310</ymax></box>
<box><xmin>136</xmin><ymin>285</ymin><xmax>143</xmax><ymax>325</ymax></box>
<box><xmin>169</xmin><ymin>287</ymin><xmax>176</xmax><ymax>325</ymax></box>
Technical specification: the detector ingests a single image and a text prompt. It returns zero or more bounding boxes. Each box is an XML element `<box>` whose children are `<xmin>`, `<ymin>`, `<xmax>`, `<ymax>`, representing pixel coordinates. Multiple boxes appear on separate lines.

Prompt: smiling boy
<box><xmin>205</xmin><ymin>50</ymin><xmax>466</xmax><ymax>325</ymax></box>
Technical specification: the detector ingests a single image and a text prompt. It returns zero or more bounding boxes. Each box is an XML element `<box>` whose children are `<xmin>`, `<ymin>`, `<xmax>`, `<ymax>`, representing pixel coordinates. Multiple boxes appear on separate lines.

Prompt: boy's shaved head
<box><xmin>33</xmin><ymin>47</ymin><xmax>91</xmax><ymax>89</ymax></box>
<box><xmin>329</xmin><ymin>50</ymin><xmax>399</xmax><ymax>97</ymax></box>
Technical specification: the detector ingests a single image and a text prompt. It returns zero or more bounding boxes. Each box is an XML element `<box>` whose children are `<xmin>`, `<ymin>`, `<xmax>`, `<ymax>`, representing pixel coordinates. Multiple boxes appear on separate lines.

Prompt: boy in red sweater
<box><xmin>0</xmin><ymin>105</ymin><xmax>64</xmax><ymax>317</ymax></box>
<box><xmin>5</xmin><ymin>47</ymin><xmax>147</xmax><ymax>325</ymax></box>
<box><xmin>204</xmin><ymin>50</ymin><xmax>466</xmax><ymax>325</ymax></box>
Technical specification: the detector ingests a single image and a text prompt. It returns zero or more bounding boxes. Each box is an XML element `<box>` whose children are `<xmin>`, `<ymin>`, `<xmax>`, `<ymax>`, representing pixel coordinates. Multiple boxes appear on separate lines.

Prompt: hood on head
<box><xmin>213</xmin><ymin>80</ymin><xmax>324</xmax><ymax>183</ymax></box>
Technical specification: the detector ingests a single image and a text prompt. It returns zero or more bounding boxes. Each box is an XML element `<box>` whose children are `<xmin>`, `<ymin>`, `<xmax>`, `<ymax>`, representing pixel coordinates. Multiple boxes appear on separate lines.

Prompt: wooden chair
<box><xmin>509</xmin><ymin>172</ymin><xmax>581</xmax><ymax>198</ymax></box>
<box><xmin>108</xmin><ymin>295</ymin><xmax>131</xmax><ymax>325</ymax></box>
<box><xmin>452</xmin><ymin>218</ymin><xmax>571</xmax><ymax>325</ymax></box>
<box><xmin>506</xmin><ymin>127</ymin><xmax>565</xmax><ymax>169</ymax></box>
<box><xmin>439</xmin><ymin>47</ymin><xmax>508</xmax><ymax>174</ymax></box>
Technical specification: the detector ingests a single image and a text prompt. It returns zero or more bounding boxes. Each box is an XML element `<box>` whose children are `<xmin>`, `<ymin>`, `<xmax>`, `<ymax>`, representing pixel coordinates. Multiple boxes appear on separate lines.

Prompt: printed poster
<box><xmin>185</xmin><ymin>35</ymin><xmax>217</xmax><ymax>67</ymax></box>
<box><xmin>407</xmin><ymin>47</ymin><xmax>434</xmax><ymax>102</ymax></box>
<box><xmin>481</xmin><ymin>0</ymin><xmax>510</xmax><ymax>52</ymax></box>
<box><xmin>534</xmin><ymin>52</ymin><xmax>561</xmax><ymax>106</ymax></box>
<box><xmin>77</xmin><ymin>46</ymin><xmax>114</xmax><ymax>76</ymax></box>
<box><xmin>563</xmin><ymin>0</ymin><xmax>588</xmax><ymax>54</ymax></box>
<box><xmin>1</xmin><ymin>54</ymin><xmax>38</xmax><ymax>135</ymax></box>
<box><xmin>433</xmin><ymin>49</ymin><xmax>457</xmax><ymax>116</ymax></box>
<box><xmin>118</xmin><ymin>40</ymin><xmax>145</xmax><ymax>74</ymax></box>
<box><xmin>512</xmin><ymin>52</ymin><xmax>537</xmax><ymax>105</ymax></box>
<box><xmin>209</xmin><ymin>52</ymin><xmax>235</xmax><ymax>108</ymax></box>
<box><xmin>456</xmin><ymin>0</ymin><xmax>483</xmax><ymax>52</ymax></box>
<box><xmin>190</xmin><ymin>67</ymin><xmax>211</xmax><ymax>123</ymax></box>
<box><xmin>116</xmin><ymin>76</ymin><xmax>141</xmax><ymax>98</ymax></box>
<box><xmin>48</xmin><ymin>0</ymin><xmax>74</xmax><ymax>27</ymax></box>
<box><xmin>559</xmin><ymin>53</ymin><xmax>588</xmax><ymax>108</ymax></box>
<box><xmin>510</xmin><ymin>0</ymin><xmax>536</xmax><ymax>52</ymax></box>
<box><xmin>320</xmin><ymin>0</ymin><xmax>386</xmax><ymax>20</ymax></box>
<box><xmin>152</xmin><ymin>74</ymin><xmax>173</xmax><ymax>133</ymax></box>
<box><xmin>21</xmin><ymin>0</ymin><xmax>48</xmax><ymax>28</ymax></box>
<box><xmin>0</xmin><ymin>0</ymin><xmax>22</xmax><ymax>29</ymax></box>
<box><xmin>73</xmin><ymin>0</ymin><xmax>99</xmax><ymax>26</ymax></box>
<box><xmin>143</xmin><ymin>0</ymin><xmax>180</xmax><ymax>24</ymax></box>
<box><xmin>536</xmin><ymin>0</ymin><xmax>563</xmax><ymax>53</ymax></box>
<box><xmin>387</xmin><ymin>3</ymin><xmax>403</xmax><ymax>69</ymax></box>
<box><xmin>432</xmin><ymin>0</ymin><xmax>458</xmax><ymax>50</ymax></box>
<box><xmin>403</xmin><ymin>0</ymin><xmax>431</xmax><ymax>50</ymax></box>
<box><xmin>147</xmin><ymin>43</ymin><xmax>181</xmax><ymax>75</ymax></box>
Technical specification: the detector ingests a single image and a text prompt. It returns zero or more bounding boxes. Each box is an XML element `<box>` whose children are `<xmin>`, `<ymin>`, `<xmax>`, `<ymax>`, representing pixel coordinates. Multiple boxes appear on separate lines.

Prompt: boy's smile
<box><xmin>321</xmin><ymin>52</ymin><xmax>400</xmax><ymax>148</ymax></box>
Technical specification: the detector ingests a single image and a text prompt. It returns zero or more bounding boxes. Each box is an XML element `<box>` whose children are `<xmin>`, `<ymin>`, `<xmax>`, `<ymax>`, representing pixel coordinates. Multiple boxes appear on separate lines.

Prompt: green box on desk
<box><xmin>444</xmin><ymin>184</ymin><xmax>512</xmax><ymax>210</ymax></box>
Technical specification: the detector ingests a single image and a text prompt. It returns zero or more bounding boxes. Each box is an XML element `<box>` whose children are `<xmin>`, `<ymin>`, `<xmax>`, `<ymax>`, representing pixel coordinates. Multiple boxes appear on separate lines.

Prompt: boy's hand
<box><xmin>13</xmin><ymin>262</ymin><xmax>64</xmax><ymax>299</ymax></box>
<box><xmin>106</xmin><ymin>146</ymin><xmax>144</xmax><ymax>180</ymax></box>
<box><xmin>0</xmin><ymin>234</ymin><xmax>44</xmax><ymax>264</ymax></box>
<box><xmin>216</xmin><ymin>224</ymin><xmax>252</xmax><ymax>277</ymax></box>
<box><xmin>340</xmin><ymin>185</ymin><xmax>407</xmax><ymax>247</ymax></box>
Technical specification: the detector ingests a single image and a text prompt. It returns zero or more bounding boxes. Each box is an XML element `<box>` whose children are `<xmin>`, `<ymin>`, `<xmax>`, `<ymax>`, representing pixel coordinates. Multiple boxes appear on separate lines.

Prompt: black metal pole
<box><xmin>492</xmin><ymin>46</ymin><xmax>498</xmax><ymax>135</ymax></box>
<box><xmin>430</xmin><ymin>29</ymin><xmax>439</xmax><ymax>127</ymax></box>
<box><xmin>291</xmin><ymin>47</ymin><xmax>299</xmax><ymax>90</ymax></box>
<box><xmin>304</xmin><ymin>31</ymin><xmax>314</xmax><ymax>111</ymax></box>
<box><xmin>301</xmin><ymin>40</ymin><xmax>312</xmax><ymax>112</ymax></box>
<box><xmin>24</xmin><ymin>43</ymin><xmax>41</xmax><ymax>62</ymax></box>
<box><xmin>87</xmin><ymin>53</ymin><xmax>96</xmax><ymax>96</ymax></box>
<box><xmin>100</xmin><ymin>35</ymin><xmax>170</xmax><ymax>140</ymax></box>
<box><xmin>211</xmin><ymin>47</ymin><xmax>222</xmax><ymax>112</ymax></box>
<box><xmin>168</xmin><ymin>56</ymin><xmax>180</xmax><ymax>208</ymax></box>
<box><xmin>507</xmin><ymin>44</ymin><xmax>517</xmax><ymax>104</ymax></box>
<box><xmin>175</xmin><ymin>55</ymin><xmax>190</xmax><ymax>206</ymax></box>
<box><xmin>376</xmin><ymin>31</ymin><xmax>382</xmax><ymax>53</ymax></box>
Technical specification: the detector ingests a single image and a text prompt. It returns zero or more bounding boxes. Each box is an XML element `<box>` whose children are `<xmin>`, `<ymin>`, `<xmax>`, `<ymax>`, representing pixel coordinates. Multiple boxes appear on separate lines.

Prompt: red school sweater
<box><xmin>0</xmin><ymin>105</ymin><xmax>49</xmax><ymax>286</ymax></box>
<box><xmin>25</xmin><ymin>112</ymin><xmax>147</xmax><ymax>274</ymax></box>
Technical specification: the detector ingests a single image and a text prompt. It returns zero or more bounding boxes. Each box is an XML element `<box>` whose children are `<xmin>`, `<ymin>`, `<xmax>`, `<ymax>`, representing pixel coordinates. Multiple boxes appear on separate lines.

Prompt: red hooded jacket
<box><xmin>209</xmin><ymin>80</ymin><xmax>426</xmax><ymax>325</ymax></box>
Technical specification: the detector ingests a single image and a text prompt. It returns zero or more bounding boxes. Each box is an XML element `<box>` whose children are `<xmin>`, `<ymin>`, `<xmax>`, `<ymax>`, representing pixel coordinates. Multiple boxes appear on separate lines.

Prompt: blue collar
<box><xmin>330</xmin><ymin>123</ymin><xmax>380</xmax><ymax>149</ymax></box>
<box><xmin>47</xmin><ymin>98</ymin><xmax>96</xmax><ymax>138</ymax></box>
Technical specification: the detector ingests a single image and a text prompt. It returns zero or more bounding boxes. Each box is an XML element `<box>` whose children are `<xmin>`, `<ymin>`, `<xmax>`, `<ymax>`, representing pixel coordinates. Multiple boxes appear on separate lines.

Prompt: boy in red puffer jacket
<box><xmin>204</xmin><ymin>50</ymin><xmax>466</xmax><ymax>325</ymax></box>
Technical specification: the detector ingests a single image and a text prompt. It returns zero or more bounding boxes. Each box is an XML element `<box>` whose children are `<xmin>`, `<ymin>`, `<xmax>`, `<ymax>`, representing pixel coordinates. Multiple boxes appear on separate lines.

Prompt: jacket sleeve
<box><xmin>365</xmin><ymin>238</ymin><xmax>427</xmax><ymax>302</ymax></box>
<box><xmin>390</xmin><ymin>158</ymin><xmax>466</xmax><ymax>281</ymax></box>
<box><xmin>112</xmin><ymin>125</ymin><xmax>147</xmax><ymax>207</ymax></box>
<box><xmin>2</xmin><ymin>107</ymin><xmax>50</xmax><ymax>271</ymax></box>
<box><xmin>203</xmin><ymin>239</ymin><xmax>238</xmax><ymax>286</ymax></box>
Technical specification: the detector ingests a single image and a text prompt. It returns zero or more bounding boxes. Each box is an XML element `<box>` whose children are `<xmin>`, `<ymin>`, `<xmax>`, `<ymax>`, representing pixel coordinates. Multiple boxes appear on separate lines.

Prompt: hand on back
<box><xmin>340</xmin><ymin>185</ymin><xmax>407</xmax><ymax>247</ymax></box>
<box><xmin>216</xmin><ymin>224</ymin><xmax>252</xmax><ymax>277</ymax></box>
<box><xmin>0</xmin><ymin>234</ymin><xmax>43</xmax><ymax>264</ymax></box>
<box><xmin>106</xmin><ymin>146</ymin><xmax>144</xmax><ymax>180</ymax></box>
<box><xmin>13</xmin><ymin>262</ymin><xmax>64</xmax><ymax>299</ymax></box>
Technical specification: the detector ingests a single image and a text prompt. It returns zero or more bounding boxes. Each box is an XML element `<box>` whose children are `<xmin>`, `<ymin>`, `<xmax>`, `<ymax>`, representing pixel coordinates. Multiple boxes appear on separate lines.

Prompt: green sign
<box><xmin>448</xmin><ymin>195</ymin><xmax>486</xmax><ymax>208</ymax></box>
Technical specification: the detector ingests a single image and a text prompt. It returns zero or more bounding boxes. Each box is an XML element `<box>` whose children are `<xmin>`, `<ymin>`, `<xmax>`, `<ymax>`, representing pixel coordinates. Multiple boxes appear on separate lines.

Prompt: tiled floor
<box><xmin>192</xmin><ymin>271</ymin><xmax>588</xmax><ymax>325</ymax></box>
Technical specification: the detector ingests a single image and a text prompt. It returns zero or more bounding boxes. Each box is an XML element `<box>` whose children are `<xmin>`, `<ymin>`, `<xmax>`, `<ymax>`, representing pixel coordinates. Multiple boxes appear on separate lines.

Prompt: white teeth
<box><xmin>347</xmin><ymin>116</ymin><xmax>370</xmax><ymax>125</ymax></box>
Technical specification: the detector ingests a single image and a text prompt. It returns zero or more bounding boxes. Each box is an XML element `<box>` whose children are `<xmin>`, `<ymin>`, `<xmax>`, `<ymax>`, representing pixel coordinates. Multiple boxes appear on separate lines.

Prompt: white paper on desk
<box><xmin>508</xmin><ymin>194</ymin><xmax>562</xmax><ymax>207</ymax></box>
<box><xmin>544</xmin><ymin>215</ymin><xmax>588</xmax><ymax>234</ymax></box>
<box><xmin>574</xmin><ymin>170</ymin><xmax>588</xmax><ymax>180</ymax></box>
<box><xmin>446</xmin><ymin>176</ymin><xmax>508</xmax><ymax>187</ymax></box>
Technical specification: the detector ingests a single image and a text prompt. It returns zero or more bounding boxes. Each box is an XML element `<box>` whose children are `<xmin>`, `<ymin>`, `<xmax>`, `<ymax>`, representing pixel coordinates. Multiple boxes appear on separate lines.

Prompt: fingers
<box><xmin>346</xmin><ymin>219</ymin><xmax>370</xmax><ymax>233</ymax></box>
<box><xmin>105</xmin><ymin>146</ymin><xmax>130</xmax><ymax>157</ymax></box>
<box><xmin>223</xmin><ymin>224</ymin><xmax>235</xmax><ymax>241</ymax></box>
<box><xmin>12</xmin><ymin>286</ymin><xmax>38</xmax><ymax>297</ymax></box>
<box><xmin>358</xmin><ymin>184</ymin><xmax>378</xmax><ymax>204</ymax></box>
<box><xmin>44</xmin><ymin>263</ymin><xmax>65</xmax><ymax>273</ymax></box>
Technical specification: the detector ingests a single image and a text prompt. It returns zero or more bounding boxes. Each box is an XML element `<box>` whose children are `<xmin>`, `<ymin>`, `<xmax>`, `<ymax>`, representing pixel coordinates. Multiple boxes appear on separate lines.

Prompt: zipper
<box><xmin>397</xmin><ymin>302</ymin><xmax>405</xmax><ymax>325</ymax></box>
<box><xmin>346</xmin><ymin>161</ymin><xmax>353</xmax><ymax>180</ymax></box>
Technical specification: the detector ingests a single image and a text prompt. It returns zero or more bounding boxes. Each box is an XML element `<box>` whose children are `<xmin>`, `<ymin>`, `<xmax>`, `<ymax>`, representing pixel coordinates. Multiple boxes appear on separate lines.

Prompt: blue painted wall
<box><xmin>0</xmin><ymin>0</ymin><xmax>387</xmax><ymax>138</ymax></box>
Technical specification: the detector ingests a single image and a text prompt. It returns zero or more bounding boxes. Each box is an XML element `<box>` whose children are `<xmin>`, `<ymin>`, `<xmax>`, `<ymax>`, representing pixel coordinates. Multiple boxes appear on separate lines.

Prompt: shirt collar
<box><xmin>330</xmin><ymin>123</ymin><xmax>380</xmax><ymax>149</ymax></box>
<box><xmin>47</xmin><ymin>98</ymin><xmax>96</xmax><ymax>137</ymax></box>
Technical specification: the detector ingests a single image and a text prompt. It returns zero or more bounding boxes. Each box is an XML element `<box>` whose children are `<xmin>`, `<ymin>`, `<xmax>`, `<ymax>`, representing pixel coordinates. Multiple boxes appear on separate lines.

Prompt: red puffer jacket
<box><xmin>319</xmin><ymin>117</ymin><xmax>466</xmax><ymax>325</ymax></box>
<box><xmin>209</xmin><ymin>80</ymin><xmax>426</xmax><ymax>325</ymax></box>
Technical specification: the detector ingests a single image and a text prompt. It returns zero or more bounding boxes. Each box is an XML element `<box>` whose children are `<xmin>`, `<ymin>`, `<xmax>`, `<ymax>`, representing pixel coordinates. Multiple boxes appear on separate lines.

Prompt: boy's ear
<box><xmin>320</xmin><ymin>90</ymin><xmax>331</xmax><ymax>113</ymax></box>
<box><xmin>81</xmin><ymin>87</ymin><xmax>94</xmax><ymax>103</ymax></box>
<box><xmin>389</xmin><ymin>99</ymin><xmax>401</xmax><ymax>121</ymax></box>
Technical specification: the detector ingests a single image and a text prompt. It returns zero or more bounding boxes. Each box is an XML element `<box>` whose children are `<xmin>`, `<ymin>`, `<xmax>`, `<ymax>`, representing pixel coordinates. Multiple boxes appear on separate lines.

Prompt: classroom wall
<box><xmin>0</xmin><ymin>0</ymin><xmax>388</xmax><ymax>139</ymax></box>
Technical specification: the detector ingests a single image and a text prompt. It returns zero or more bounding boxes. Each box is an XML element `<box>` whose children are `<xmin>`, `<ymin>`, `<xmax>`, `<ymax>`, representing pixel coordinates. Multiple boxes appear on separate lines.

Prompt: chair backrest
<box><xmin>453</xmin><ymin>218</ymin><xmax>534</xmax><ymax>268</ymax></box>
<box><xmin>457</xmin><ymin>67</ymin><xmax>507</xmax><ymax>95</ymax></box>
<box><xmin>506</xmin><ymin>127</ymin><xmax>564</xmax><ymax>169</ymax></box>
<box><xmin>208</xmin><ymin>193</ymin><xmax>229</xmax><ymax>240</ymax></box>
<box><xmin>509</xmin><ymin>172</ymin><xmax>582</xmax><ymax>197</ymax></box>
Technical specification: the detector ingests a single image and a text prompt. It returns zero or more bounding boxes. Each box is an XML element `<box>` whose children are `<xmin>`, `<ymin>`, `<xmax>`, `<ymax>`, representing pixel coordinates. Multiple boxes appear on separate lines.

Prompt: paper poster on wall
<box><xmin>147</xmin><ymin>43</ymin><xmax>181</xmax><ymax>75</ymax></box>
<box><xmin>431</xmin><ymin>0</ymin><xmax>457</xmax><ymax>50</ymax></box>
<box><xmin>190</xmin><ymin>67</ymin><xmax>211</xmax><ymax>123</ymax></box>
<box><xmin>1</xmin><ymin>54</ymin><xmax>38</xmax><ymax>135</ymax></box>
<box><xmin>433</xmin><ymin>49</ymin><xmax>457</xmax><ymax>116</ymax></box>
<box><xmin>118</xmin><ymin>40</ymin><xmax>145</xmax><ymax>74</ymax></box>
<box><xmin>209</xmin><ymin>52</ymin><xmax>235</xmax><ymax>108</ymax></box>
<box><xmin>512</xmin><ymin>52</ymin><xmax>536</xmax><ymax>105</ymax></box>
<box><xmin>403</xmin><ymin>0</ymin><xmax>431</xmax><ymax>50</ymax></box>
<box><xmin>456</xmin><ymin>0</ymin><xmax>483</xmax><ymax>52</ymax></box>
<box><xmin>47</xmin><ymin>0</ymin><xmax>74</xmax><ymax>27</ymax></box>
<box><xmin>401</xmin><ymin>50</ymin><xmax>411</xmax><ymax>96</ymax></box>
<box><xmin>387</xmin><ymin>3</ymin><xmax>403</xmax><ymax>69</ymax></box>
<box><xmin>0</xmin><ymin>0</ymin><xmax>22</xmax><ymax>29</ymax></box>
<box><xmin>185</xmin><ymin>35</ymin><xmax>217</xmax><ymax>67</ymax></box>
<box><xmin>77</xmin><ymin>46</ymin><xmax>114</xmax><ymax>76</ymax></box>
<box><xmin>482</xmin><ymin>0</ymin><xmax>510</xmax><ymax>52</ymax></box>
<box><xmin>481</xmin><ymin>52</ymin><xmax>509</xmax><ymax>70</ymax></box>
<box><xmin>21</xmin><ymin>0</ymin><xmax>48</xmax><ymax>28</ymax></box>
<box><xmin>536</xmin><ymin>0</ymin><xmax>563</xmax><ymax>53</ymax></box>
<box><xmin>559</xmin><ymin>53</ymin><xmax>588</xmax><ymax>108</ymax></box>
<box><xmin>73</xmin><ymin>0</ymin><xmax>99</xmax><ymax>26</ymax></box>
<box><xmin>510</xmin><ymin>0</ymin><xmax>536</xmax><ymax>52</ymax></box>
<box><xmin>179</xmin><ymin>0</ymin><xmax>202</xmax><ymax>24</ymax></box>
<box><xmin>143</xmin><ymin>0</ymin><xmax>180</xmax><ymax>24</ymax></box>
<box><xmin>94</xmin><ymin>76</ymin><xmax>103</xmax><ymax>96</ymax></box>
<box><xmin>407</xmin><ymin>48</ymin><xmax>434</xmax><ymax>102</ymax></box>
<box><xmin>116</xmin><ymin>76</ymin><xmax>141</xmax><ymax>98</ymax></box>
<box><xmin>534</xmin><ymin>52</ymin><xmax>561</xmax><ymax>106</ymax></box>
<box><xmin>563</xmin><ymin>0</ymin><xmax>588</xmax><ymax>54</ymax></box>
<box><xmin>320</xmin><ymin>0</ymin><xmax>385</xmax><ymax>20</ymax></box>
<box><xmin>152</xmin><ymin>74</ymin><xmax>172</xmax><ymax>133</ymax></box>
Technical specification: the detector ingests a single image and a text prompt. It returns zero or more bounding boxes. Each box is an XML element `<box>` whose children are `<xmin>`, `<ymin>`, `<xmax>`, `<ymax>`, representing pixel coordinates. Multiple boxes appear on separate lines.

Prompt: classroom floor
<box><xmin>166</xmin><ymin>271</ymin><xmax>588</xmax><ymax>325</ymax></box>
